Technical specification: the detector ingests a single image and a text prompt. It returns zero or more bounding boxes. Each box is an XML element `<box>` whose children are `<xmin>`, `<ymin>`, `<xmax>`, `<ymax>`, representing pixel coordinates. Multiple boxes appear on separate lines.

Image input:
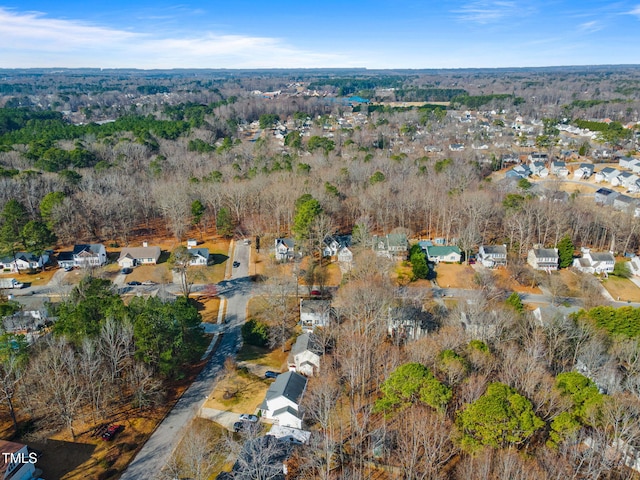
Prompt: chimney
<box><xmin>142</xmin><ymin>241</ymin><xmax>148</xmax><ymax>248</ymax></box>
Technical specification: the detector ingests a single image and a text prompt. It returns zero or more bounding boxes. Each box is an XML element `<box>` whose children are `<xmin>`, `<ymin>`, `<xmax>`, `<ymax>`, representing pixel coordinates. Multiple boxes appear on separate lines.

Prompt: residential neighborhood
<box><xmin>2</xmin><ymin>66</ymin><xmax>640</xmax><ymax>480</ymax></box>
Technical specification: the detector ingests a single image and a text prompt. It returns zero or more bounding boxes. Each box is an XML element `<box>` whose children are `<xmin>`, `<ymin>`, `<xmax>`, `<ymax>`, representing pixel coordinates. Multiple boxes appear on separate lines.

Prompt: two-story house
<box><xmin>260</xmin><ymin>371</ymin><xmax>308</xmax><ymax>429</ymax></box>
<box><xmin>572</xmin><ymin>248</ymin><xmax>615</xmax><ymax>274</ymax></box>
<box><xmin>478</xmin><ymin>245</ymin><xmax>508</xmax><ymax>268</ymax></box>
<box><xmin>372</xmin><ymin>233</ymin><xmax>409</xmax><ymax>260</ymax></box>
<box><xmin>288</xmin><ymin>333</ymin><xmax>322</xmax><ymax>377</ymax></box>
<box><xmin>527</xmin><ymin>247</ymin><xmax>559</xmax><ymax>271</ymax></box>
<box><xmin>275</xmin><ymin>238</ymin><xmax>295</xmax><ymax>261</ymax></box>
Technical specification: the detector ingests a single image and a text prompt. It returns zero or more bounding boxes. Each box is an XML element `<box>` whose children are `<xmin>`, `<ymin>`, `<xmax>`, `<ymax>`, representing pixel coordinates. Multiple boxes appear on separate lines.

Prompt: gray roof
<box><xmin>290</xmin><ymin>333</ymin><xmax>323</xmax><ymax>357</ymax></box>
<box><xmin>481</xmin><ymin>245</ymin><xmax>507</xmax><ymax>255</ymax></box>
<box><xmin>300</xmin><ymin>299</ymin><xmax>332</xmax><ymax>316</ymax></box>
<box><xmin>0</xmin><ymin>252</ymin><xmax>42</xmax><ymax>264</ymax></box>
<box><xmin>118</xmin><ymin>246</ymin><xmax>161</xmax><ymax>261</ymax></box>
<box><xmin>264</xmin><ymin>371</ymin><xmax>307</xmax><ymax>404</ymax></box>
<box><xmin>533</xmin><ymin>248</ymin><xmax>558</xmax><ymax>259</ymax></box>
<box><xmin>189</xmin><ymin>247</ymin><xmax>209</xmax><ymax>258</ymax></box>
<box><xmin>271</xmin><ymin>406</ymin><xmax>300</xmax><ymax>418</ymax></box>
<box><xmin>276</xmin><ymin>238</ymin><xmax>294</xmax><ymax>248</ymax></box>
<box><xmin>73</xmin><ymin>244</ymin><xmax>103</xmax><ymax>255</ymax></box>
<box><xmin>590</xmin><ymin>251</ymin><xmax>615</xmax><ymax>262</ymax></box>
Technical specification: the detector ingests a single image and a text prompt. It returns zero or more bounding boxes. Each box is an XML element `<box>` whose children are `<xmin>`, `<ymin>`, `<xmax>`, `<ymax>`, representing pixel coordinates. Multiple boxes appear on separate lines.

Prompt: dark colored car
<box><xmin>310</xmin><ymin>290</ymin><xmax>321</xmax><ymax>296</ymax></box>
<box><xmin>102</xmin><ymin>424</ymin><xmax>123</xmax><ymax>441</ymax></box>
<box><xmin>233</xmin><ymin>421</ymin><xmax>244</xmax><ymax>433</ymax></box>
<box><xmin>121</xmin><ymin>267</ymin><xmax>133</xmax><ymax>274</ymax></box>
<box><xmin>127</xmin><ymin>281</ymin><xmax>142</xmax><ymax>286</ymax></box>
<box><xmin>233</xmin><ymin>261</ymin><xmax>240</xmax><ymax>268</ymax></box>
<box><xmin>265</xmin><ymin>370</ymin><xmax>280</xmax><ymax>379</ymax></box>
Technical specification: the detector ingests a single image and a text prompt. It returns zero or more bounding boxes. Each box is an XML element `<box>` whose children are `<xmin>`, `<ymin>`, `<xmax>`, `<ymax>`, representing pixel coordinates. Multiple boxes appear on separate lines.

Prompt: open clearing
<box><xmin>603</xmin><ymin>276</ymin><xmax>640</xmax><ymax>302</ymax></box>
<box><xmin>203</xmin><ymin>369</ymin><xmax>270</xmax><ymax>414</ymax></box>
<box><xmin>492</xmin><ymin>267</ymin><xmax>542</xmax><ymax>294</ymax></box>
<box><xmin>434</xmin><ymin>263</ymin><xmax>477</xmax><ymax>289</ymax></box>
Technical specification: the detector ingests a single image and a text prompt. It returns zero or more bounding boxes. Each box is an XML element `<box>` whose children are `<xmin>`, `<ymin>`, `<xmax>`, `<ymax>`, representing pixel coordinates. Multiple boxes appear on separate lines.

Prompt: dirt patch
<box><xmin>492</xmin><ymin>267</ymin><xmax>542</xmax><ymax>294</ymax></box>
<box><xmin>603</xmin><ymin>277</ymin><xmax>640</xmax><ymax>302</ymax></box>
<box><xmin>434</xmin><ymin>263</ymin><xmax>477</xmax><ymax>289</ymax></box>
<box><xmin>556</xmin><ymin>269</ymin><xmax>583</xmax><ymax>297</ymax></box>
<box><xmin>203</xmin><ymin>370</ymin><xmax>270</xmax><ymax>414</ymax></box>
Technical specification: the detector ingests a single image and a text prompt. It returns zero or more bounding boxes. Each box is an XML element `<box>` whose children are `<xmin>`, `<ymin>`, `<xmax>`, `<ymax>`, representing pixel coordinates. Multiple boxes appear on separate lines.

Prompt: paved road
<box><xmin>119</xmin><ymin>242</ymin><xmax>254</xmax><ymax>480</ymax></box>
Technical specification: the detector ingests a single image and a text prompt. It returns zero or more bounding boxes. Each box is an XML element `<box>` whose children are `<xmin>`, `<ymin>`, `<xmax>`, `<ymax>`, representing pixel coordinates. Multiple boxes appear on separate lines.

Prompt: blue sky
<box><xmin>1</xmin><ymin>1</ymin><xmax>639</xmax><ymax>69</ymax></box>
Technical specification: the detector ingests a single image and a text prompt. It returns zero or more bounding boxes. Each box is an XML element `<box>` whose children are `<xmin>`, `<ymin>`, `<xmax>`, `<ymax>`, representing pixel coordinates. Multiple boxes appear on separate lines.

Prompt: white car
<box><xmin>239</xmin><ymin>414</ymin><xmax>258</xmax><ymax>423</ymax></box>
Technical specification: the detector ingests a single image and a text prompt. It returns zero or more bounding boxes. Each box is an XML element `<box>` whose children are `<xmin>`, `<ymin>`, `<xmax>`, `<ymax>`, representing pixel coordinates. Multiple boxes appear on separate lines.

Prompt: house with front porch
<box><xmin>187</xmin><ymin>247</ymin><xmax>209</xmax><ymax>266</ymax></box>
<box><xmin>572</xmin><ymin>248</ymin><xmax>615</xmax><ymax>274</ymax></box>
<box><xmin>275</xmin><ymin>238</ymin><xmax>295</xmax><ymax>261</ymax></box>
<box><xmin>72</xmin><ymin>244</ymin><xmax>107</xmax><ymax>268</ymax></box>
<box><xmin>478</xmin><ymin>245</ymin><xmax>508</xmax><ymax>268</ymax></box>
<box><xmin>117</xmin><ymin>244</ymin><xmax>162</xmax><ymax>269</ymax></box>
<box><xmin>527</xmin><ymin>247</ymin><xmax>559</xmax><ymax>271</ymax></box>
<box><xmin>424</xmin><ymin>245</ymin><xmax>462</xmax><ymax>264</ymax></box>
<box><xmin>299</xmin><ymin>299</ymin><xmax>333</xmax><ymax>332</ymax></box>
<box><xmin>0</xmin><ymin>252</ymin><xmax>49</xmax><ymax>273</ymax></box>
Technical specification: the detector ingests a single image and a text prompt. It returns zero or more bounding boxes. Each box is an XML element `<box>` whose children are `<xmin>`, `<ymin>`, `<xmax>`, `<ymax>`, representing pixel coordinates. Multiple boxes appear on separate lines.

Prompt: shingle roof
<box><xmin>481</xmin><ymin>245</ymin><xmax>507</xmax><ymax>255</ymax></box>
<box><xmin>118</xmin><ymin>246</ymin><xmax>161</xmax><ymax>261</ymax></box>
<box><xmin>290</xmin><ymin>333</ymin><xmax>323</xmax><ymax>357</ymax></box>
<box><xmin>264</xmin><ymin>371</ymin><xmax>307</xmax><ymax>404</ymax></box>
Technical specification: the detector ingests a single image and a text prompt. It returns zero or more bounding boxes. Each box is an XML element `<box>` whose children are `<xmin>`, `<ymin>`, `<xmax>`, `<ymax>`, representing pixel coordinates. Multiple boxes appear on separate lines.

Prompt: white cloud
<box><xmin>628</xmin><ymin>5</ymin><xmax>640</xmax><ymax>17</ymax></box>
<box><xmin>454</xmin><ymin>1</ymin><xmax>521</xmax><ymax>24</ymax></box>
<box><xmin>0</xmin><ymin>7</ymin><xmax>355</xmax><ymax>68</ymax></box>
<box><xmin>578</xmin><ymin>20</ymin><xmax>603</xmax><ymax>33</ymax></box>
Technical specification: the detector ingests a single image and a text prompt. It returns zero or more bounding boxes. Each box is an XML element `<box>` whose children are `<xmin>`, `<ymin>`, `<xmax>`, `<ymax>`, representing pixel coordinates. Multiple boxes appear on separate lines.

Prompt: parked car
<box><xmin>233</xmin><ymin>261</ymin><xmax>240</xmax><ymax>268</ymax></box>
<box><xmin>63</xmin><ymin>266</ymin><xmax>73</xmax><ymax>272</ymax></box>
<box><xmin>121</xmin><ymin>267</ymin><xmax>133</xmax><ymax>274</ymax></box>
<box><xmin>239</xmin><ymin>414</ymin><xmax>258</xmax><ymax>423</ymax></box>
<box><xmin>233</xmin><ymin>421</ymin><xmax>244</xmax><ymax>433</ymax></box>
<box><xmin>265</xmin><ymin>371</ymin><xmax>280</xmax><ymax>379</ymax></box>
<box><xmin>127</xmin><ymin>281</ymin><xmax>141</xmax><ymax>286</ymax></box>
<box><xmin>310</xmin><ymin>290</ymin><xmax>321</xmax><ymax>296</ymax></box>
<box><xmin>102</xmin><ymin>424</ymin><xmax>123</xmax><ymax>441</ymax></box>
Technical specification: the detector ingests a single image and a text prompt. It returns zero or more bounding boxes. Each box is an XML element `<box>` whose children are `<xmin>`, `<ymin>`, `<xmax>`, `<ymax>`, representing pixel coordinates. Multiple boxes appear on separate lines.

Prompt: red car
<box><xmin>102</xmin><ymin>424</ymin><xmax>124</xmax><ymax>441</ymax></box>
<box><xmin>310</xmin><ymin>290</ymin><xmax>321</xmax><ymax>296</ymax></box>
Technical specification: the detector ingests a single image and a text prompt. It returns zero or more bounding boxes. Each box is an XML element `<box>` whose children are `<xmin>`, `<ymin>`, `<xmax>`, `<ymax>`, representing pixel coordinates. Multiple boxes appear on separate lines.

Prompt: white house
<box><xmin>322</xmin><ymin>236</ymin><xmax>340</xmax><ymax>257</ymax></box>
<box><xmin>187</xmin><ymin>247</ymin><xmax>209</xmax><ymax>266</ymax></box>
<box><xmin>574</xmin><ymin>163</ymin><xmax>594</xmax><ymax>179</ymax></box>
<box><xmin>595</xmin><ymin>167</ymin><xmax>621</xmax><ymax>184</ymax></box>
<box><xmin>260</xmin><ymin>371</ymin><xmax>308</xmax><ymax>429</ymax></box>
<box><xmin>572</xmin><ymin>248</ymin><xmax>615</xmax><ymax>274</ymax></box>
<box><xmin>478</xmin><ymin>245</ymin><xmax>507</xmax><ymax>268</ymax></box>
<box><xmin>550</xmin><ymin>161</ymin><xmax>569</xmax><ymax>177</ymax></box>
<box><xmin>300</xmin><ymin>299</ymin><xmax>332</xmax><ymax>332</ymax></box>
<box><xmin>0</xmin><ymin>440</ymin><xmax>38</xmax><ymax>480</ymax></box>
<box><xmin>72</xmin><ymin>244</ymin><xmax>107</xmax><ymax>268</ymax></box>
<box><xmin>288</xmin><ymin>333</ymin><xmax>322</xmax><ymax>376</ymax></box>
<box><xmin>527</xmin><ymin>248</ymin><xmax>559</xmax><ymax>271</ymax></box>
<box><xmin>267</xmin><ymin>425</ymin><xmax>311</xmax><ymax>445</ymax></box>
<box><xmin>619</xmin><ymin>156</ymin><xmax>639</xmax><ymax>169</ymax></box>
<box><xmin>275</xmin><ymin>238</ymin><xmax>295</xmax><ymax>261</ymax></box>
<box><xmin>613</xmin><ymin>195</ymin><xmax>638</xmax><ymax>212</ymax></box>
<box><xmin>424</xmin><ymin>245</ymin><xmax>462</xmax><ymax>264</ymax></box>
<box><xmin>629</xmin><ymin>257</ymin><xmax>640</xmax><ymax>277</ymax></box>
<box><xmin>117</xmin><ymin>244</ymin><xmax>161</xmax><ymax>269</ymax></box>
<box><xmin>0</xmin><ymin>252</ymin><xmax>49</xmax><ymax>273</ymax></box>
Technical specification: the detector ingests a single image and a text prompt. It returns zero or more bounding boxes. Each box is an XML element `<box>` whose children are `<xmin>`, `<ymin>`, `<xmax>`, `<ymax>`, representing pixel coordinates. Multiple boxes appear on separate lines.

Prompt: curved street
<box><xmin>119</xmin><ymin>241</ymin><xmax>253</xmax><ymax>480</ymax></box>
